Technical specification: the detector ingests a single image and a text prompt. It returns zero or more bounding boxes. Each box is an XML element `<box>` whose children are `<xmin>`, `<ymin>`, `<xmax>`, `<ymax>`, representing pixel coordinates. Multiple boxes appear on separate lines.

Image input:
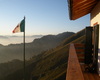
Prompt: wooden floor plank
<box><xmin>81</xmin><ymin>64</ymin><xmax>100</xmax><ymax>80</ymax></box>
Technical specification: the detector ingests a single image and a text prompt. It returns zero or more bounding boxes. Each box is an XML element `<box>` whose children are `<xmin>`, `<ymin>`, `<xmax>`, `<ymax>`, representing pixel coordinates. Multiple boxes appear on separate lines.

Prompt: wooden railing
<box><xmin>74</xmin><ymin>43</ymin><xmax>85</xmax><ymax>63</ymax></box>
<box><xmin>66</xmin><ymin>44</ymin><xmax>84</xmax><ymax>80</ymax></box>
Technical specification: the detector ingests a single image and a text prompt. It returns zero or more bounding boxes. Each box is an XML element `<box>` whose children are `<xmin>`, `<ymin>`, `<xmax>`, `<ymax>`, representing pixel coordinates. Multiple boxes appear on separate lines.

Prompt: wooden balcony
<box><xmin>66</xmin><ymin>43</ymin><xmax>100</xmax><ymax>80</ymax></box>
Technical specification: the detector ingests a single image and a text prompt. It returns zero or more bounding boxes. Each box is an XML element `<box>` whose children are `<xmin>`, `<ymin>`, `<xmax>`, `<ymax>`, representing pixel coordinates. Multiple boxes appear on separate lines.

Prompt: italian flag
<box><xmin>13</xmin><ymin>18</ymin><xmax>25</xmax><ymax>33</ymax></box>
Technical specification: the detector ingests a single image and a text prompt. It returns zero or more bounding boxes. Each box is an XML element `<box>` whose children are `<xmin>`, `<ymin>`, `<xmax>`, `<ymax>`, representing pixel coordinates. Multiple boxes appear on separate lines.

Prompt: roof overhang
<box><xmin>68</xmin><ymin>0</ymin><xmax>99</xmax><ymax>20</ymax></box>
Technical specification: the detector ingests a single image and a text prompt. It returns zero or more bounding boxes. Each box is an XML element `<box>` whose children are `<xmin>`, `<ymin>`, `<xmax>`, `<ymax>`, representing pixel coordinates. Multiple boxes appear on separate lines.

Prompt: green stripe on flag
<box><xmin>20</xmin><ymin>18</ymin><xmax>25</xmax><ymax>32</ymax></box>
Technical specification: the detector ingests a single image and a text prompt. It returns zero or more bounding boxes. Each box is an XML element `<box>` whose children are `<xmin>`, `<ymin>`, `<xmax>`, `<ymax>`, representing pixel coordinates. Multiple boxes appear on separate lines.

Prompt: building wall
<box><xmin>91</xmin><ymin>1</ymin><xmax>100</xmax><ymax>26</ymax></box>
<box><xmin>91</xmin><ymin>1</ymin><xmax>100</xmax><ymax>76</ymax></box>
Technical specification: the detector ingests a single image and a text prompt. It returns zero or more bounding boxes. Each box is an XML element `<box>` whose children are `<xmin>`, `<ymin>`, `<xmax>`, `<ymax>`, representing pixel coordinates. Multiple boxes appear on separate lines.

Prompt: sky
<box><xmin>0</xmin><ymin>0</ymin><xmax>90</xmax><ymax>36</ymax></box>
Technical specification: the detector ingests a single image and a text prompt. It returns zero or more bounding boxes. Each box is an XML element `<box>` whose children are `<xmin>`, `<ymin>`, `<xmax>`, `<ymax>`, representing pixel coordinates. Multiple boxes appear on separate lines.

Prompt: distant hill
<box><xmin>0</xmin><ymin>29</ymin><xmax>85</xmax><ymax>80</ymax></box>
<box><xmin>0</xmin><ymin>32</ymin><xmax>74</xmax><ymax>63</ymax></box>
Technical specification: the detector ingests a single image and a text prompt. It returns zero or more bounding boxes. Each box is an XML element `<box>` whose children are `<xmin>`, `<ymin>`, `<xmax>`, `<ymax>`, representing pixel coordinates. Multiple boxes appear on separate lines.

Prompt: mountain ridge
<box><xmin>0</xmin><ymin>31</ymin><xmax>74</xmax><ymax>63</ymax></box>
<box><xmin>0</xmin><ymin>29</ymin><xmax>85</xmax><ymax>80</ymax></box>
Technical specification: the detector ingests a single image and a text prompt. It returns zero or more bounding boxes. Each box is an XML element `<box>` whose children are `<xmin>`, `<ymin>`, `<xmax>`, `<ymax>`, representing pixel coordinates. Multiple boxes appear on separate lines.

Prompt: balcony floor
<box><xmin>81</xmin><ymin>64</ymin><xmax>100</xmax><ymax>80</ymax></box>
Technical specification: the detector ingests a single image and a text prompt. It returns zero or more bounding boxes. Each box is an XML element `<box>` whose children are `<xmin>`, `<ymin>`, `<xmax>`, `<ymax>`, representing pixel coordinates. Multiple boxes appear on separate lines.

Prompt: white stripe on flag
<box><xmin>13</xmin><ymin>24</ymin><xmax>21</xmax><ymax>33</ymax></box>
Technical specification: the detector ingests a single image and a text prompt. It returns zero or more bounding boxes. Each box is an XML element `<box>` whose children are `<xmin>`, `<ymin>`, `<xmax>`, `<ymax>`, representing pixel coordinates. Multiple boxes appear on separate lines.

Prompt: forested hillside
<box><xmin>0</xmin><ymin>29</ymin><xmax>85</xmax><ymax>80</ymax></box>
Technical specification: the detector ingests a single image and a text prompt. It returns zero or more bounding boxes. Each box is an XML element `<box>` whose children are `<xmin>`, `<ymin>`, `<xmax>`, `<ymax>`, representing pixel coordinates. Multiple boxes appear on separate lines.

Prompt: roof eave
<box><xmin>68</xmin><ymin>0</ymin><xmax>99</xmax><ymax>20</ymax></box>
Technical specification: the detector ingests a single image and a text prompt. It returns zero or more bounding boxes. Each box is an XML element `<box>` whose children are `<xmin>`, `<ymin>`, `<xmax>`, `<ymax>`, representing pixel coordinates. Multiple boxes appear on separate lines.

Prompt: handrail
<box><xmin>66</xmin><ymin>44</ymin><xmax>84</xmax><ymax>80</ymax></box>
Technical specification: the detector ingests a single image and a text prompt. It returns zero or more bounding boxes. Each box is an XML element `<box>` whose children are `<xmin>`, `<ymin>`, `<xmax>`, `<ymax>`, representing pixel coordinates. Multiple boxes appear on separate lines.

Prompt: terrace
<box><xmin>66</xmin><ymin>0</ymin><xmax>100</xmax><ymax>79</ymax></box>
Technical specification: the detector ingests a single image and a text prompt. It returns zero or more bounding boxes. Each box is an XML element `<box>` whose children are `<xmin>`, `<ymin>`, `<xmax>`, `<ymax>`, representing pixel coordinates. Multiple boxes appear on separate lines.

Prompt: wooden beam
<box><xmin>66</xmin><ymin>44</ymin><xmax>84</xmax><ymax>80</ymax></box>
<box><xmin>74</xmin><ymin>43</ymin><xmax>84</xmax><ymax>47</ymax></box>
<box><xmin>73</xmin><ymin>0</ymin><xmax>96</xmax><ymax>8</ymax></box>
<box><xmin>75</xmin><ymin>49</ymin><xmax>84</xmax><ymax>52</ymax></box>
<box><xmin>68</xmin><ymin>0</ymin><xmax>98</xmax><ymax>20</ymax></box>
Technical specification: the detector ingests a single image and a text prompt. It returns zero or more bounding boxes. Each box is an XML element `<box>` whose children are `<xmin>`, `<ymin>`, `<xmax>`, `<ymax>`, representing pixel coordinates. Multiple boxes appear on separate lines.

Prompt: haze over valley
<box><xmin>0</xmin><ymin>32</ymin><xmax>74</xmax><ymax>63</ymax></box>
<box><xmin>0</xmin><ymin>35</ymin><xmax>43</xmax><ymax>46</ymax></box>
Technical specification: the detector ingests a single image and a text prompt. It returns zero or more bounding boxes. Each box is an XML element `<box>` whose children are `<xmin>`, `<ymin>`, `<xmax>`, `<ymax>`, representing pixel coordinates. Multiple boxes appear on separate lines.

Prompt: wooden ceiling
<box><xmin>68</xmin><ymin>0</ymin><xmax>99</xmax><ymax>20</ymax></box>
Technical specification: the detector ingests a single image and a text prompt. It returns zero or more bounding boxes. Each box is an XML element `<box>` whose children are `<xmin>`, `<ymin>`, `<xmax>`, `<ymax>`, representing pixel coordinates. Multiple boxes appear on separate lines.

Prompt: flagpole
<box><xmin>23</xmin><ymin>16</ymin><xmax>26</xmax><ymax>80</ymax></box>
